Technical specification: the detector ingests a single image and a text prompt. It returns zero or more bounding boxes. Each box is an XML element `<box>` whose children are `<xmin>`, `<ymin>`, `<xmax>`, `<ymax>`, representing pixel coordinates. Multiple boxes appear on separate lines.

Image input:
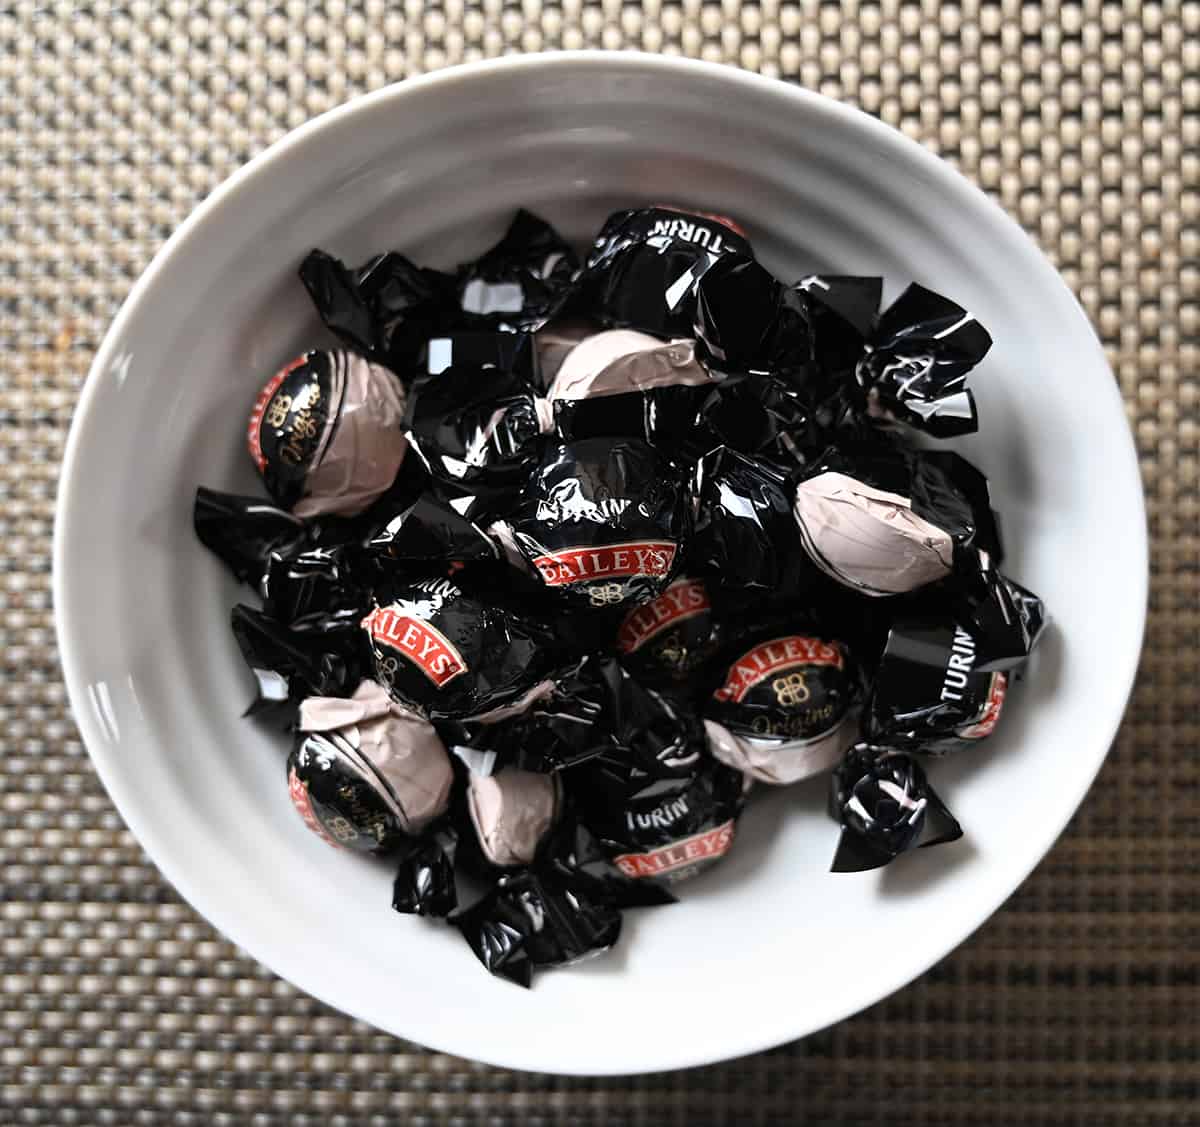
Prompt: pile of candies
<box><xmin>194</xmin><ymin>206</ymin><xmax>1046</xmax><ymax>985</ymax></box>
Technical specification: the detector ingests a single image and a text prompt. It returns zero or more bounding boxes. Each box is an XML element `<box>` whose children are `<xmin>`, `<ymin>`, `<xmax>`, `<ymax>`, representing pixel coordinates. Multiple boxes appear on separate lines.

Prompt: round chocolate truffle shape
<box><xmin>361</xmin><ymin>578</ymin><xmax>552</xmax><ymax>720</ymax></box>
<box><xmin>247</xmin><ymin>349</ymin><xmax>408</xmax><ymax>518</ymax></box>
<box><xmin>615</xmin><ymin>575</ymin><xmax>718</xmax><ymax>683</ymax></box>
<box><xmin>286</xmin><ymin>681</ymin><xmax>455</xmax><ymax>855</ymax></box>
<box><xmin>576</xmin><ymin>756</ymin><xmax>747</xmax><ymax>885</ymax></box>
<box><xmin>504</xmin><ymin>437</ymin><xmax>690</xmax><ymax>612</ymax></box>
<box><xmin>287</xmin><ymin>734</ymin><xmax>407</xmax><ymax>855</ymax></box>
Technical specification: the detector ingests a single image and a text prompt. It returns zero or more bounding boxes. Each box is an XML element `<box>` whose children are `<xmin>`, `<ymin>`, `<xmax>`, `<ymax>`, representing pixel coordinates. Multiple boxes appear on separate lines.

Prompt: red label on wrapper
<box><xmin>531</xmin><ymin>541</ymin><xmax>677</xmax><ymax>588</ymax></box>
<box><xmin>246</xmin><ymin>354</ymin><xmax>306</xmax><ymax>471</ymax></box>
<box><xmin>614</xmin><ymin>820</ymin><xmax>736</xmax><ymax>879</ymax></box>
<box><xmin>713</xmin><ymin>636</ymin><xmax>845</xmax><ymax>704</ymax></box>
<box><xmin>288</xmin><ymin>768</ymin><xmax>345</xmax><ymax>850</ymax></box>
<box><xmin>616</xmin><ymin>577</ymin><xmax>710</xmax><ymax>654</ymax></box>
<box><xmin>957</xmin><ymin>672</ymin><xmax>1008</xmax><ymax>739</ymax></box>
<box><xmin>363</xmin><ymin>607</ymin><xmax>467</xmax><ymax>688</ymax></box>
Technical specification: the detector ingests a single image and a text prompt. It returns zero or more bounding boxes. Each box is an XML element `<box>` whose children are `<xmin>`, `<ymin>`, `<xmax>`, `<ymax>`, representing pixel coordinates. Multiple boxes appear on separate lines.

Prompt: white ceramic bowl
<box><xmin>55</xmin><ymin>54</ymin><xmax>1147</xmax><ymax>1074</ymax></box>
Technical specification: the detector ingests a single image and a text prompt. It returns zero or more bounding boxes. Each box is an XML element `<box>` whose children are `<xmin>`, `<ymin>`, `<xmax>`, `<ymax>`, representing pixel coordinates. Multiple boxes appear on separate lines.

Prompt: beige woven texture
<box><xmin>2</xmin><ymin>1</ymin><xmax>1197</xmax><ymax>1124</ymax></box>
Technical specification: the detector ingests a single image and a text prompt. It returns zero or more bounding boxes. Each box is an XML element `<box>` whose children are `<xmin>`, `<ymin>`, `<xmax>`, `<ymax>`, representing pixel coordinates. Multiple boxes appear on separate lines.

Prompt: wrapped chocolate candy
<box><xmin>299</xmin><ymin>249</ymin><xmax>456</xmax><ymax>373</ymax></box>
<box><xmin>366</xmin><ymin>495</ymin><xmax>500</xmax><ymax>578</ymax></box>
<box><xmin>863</xmin><ymin>618</ymin><xmax>1012</xmax><ymax>754</ymax></box>
<box><xmin>261</xmin><ymin>544</ymin><xmax>373</xmax><ymax>630</ymax></box>
<box><xmin>498</xmin><ymin>437</ymin><xmax>689</xmax><ymax>612</ymax></box>
<box><xmin>693</xmin><ymin>257</ymin><xmax>882</xmax><ymax>384</ymax></box>
<box><xmin>858</xmin><ymin>283</ymin><xmax>992</xmax><ymax>437</ymax></box>
<box><xmin>360</xmin><ymin>578</ymin><xmax>553</xmax><ymax>720</ymax></box>
<box><xmin>454</xmin><ymin>209</ymin><xmax>578</xmax><ymax>328</ymax></box>
<box><xmin>829</xmin><ymin>743</ymin><xmax>962</xmax><ymax>871</ymax></box>
<box><xmin>691</xmin><ymin>445</ymin><xmax>812</xmax><ymax>596</ymax></box>
<box><xmin>467</xmin><ymin>768</ymin><xmax>562</xmax><ymax>867</ymax></box>
<box><xmin>705</xmin><ymin>632</ymin><xmax>858</xmax><ymax>785</ymax></box>
<box><xmin>949</xmin><ymin>556</ymin><xmax>1047</xmax><ymax>670</ymax></box>
<box><xmin>615</xmin><ymin>575</ymin><xmax>719</xmax><ymax>683</ymax></box>
<box><xmin>246</xmin><ymin>349</ymin><xmax>408</xmax><ymax>518</ymax></box>
<box><xmin>404</xmin><ymin>332</ymin><xmax>549</xmax><ymax>490</ymax></box>
<box><xmin>580</xmin><ymin>206</ymin><xmax>753</xmax><ymax>338</ymax></box>
<box><xmin>300</xmin><ymin>210</ymin><xmax>577</xmax><ymax>373</ymax></box>
<box><xmin>193</xmin><ymin>488</ymin><xmax>309</xmax><ymax>587</ymax></box>
<box><xmin>793</xmin><ymin>447</ymin><xmax>977</xmax><ymax>597</ymax></box>
<box><xmin>231</xmin><ymin>603</ymin><xmax>367</xmax><ymax>721</ymax></box>
<box><xmin>286</xmin><ymin>680</ymin><xmax>455</xmax><ymax>854</ymax></box>
<box><xmin>575</xmin><ymin>754</ymin><xmax>748</xmax><ymax>884</ymax></box>
<box><xmin>697</xmin><ymin>375</ymin><xmax>827</xmax><ymax>472</ymax></box>
<box><xmin>546</xmin><ymin>329</ymin><xmax>716</xmax><ymax>402</ymax></box>
<box><xmin>535</xmin><ymin>319</ymin><xmax>598</xmax><ymax>391</ymax></box>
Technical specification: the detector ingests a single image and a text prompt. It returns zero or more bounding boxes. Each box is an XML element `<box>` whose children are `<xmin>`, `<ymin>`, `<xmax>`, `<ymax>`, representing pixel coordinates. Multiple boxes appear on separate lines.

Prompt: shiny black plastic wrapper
<box><xmin>691</xmin><ymin>445</ymin><xmax>813</xmax><ymax>596</ymax></box>
<box><xmin>299</xmin><ymin>210</ymin><xmax>577</xmax><ymax>373</ymax></box>
<box><xmin>578</xmin><ymin>207</ymin><xmax>753</xmax><ymax>339</ymax></box>
<box><xmin>704</xmin><ymin>631</ymin><xmax>858</xmax><ymax>785</ymax></box>
<box><xmin>858</xmin><ymin>283</ymin><xmax>992</xmax><ymax>438</ymax></box>
<box><xmin>500</xmin><ymin>437</ymin><xmax>690</xmax><ymax>612</ymax></box>
<box><xmin>454</xmin><ymin>209</ymin><xmax>579</xmax><ymax>329</ymax></box>
<box><xmin>693</xmin><ymin>256</ymin><xmax>882</xmax><ymax>387</ymax></box>
<box><xmin>459</xmin><ymin>654</ymin><xmax>706</xmax><ymax>781</ymax></box>
<box><xmin>366</xmin><ymin>495</ymin><xmax>500</xmax><ymax>579</ymax></box>
<box><xmin>697</xmin><ymin>375</ymin><xmax>828</xmax><ymax>472</ymax></box>
<box><xmin>392</xmin><ymin>823</ymin><xmax>462</xmax><ymax>917</ymax></box>
<box><xmin>245</xmin><ymin>349</ymin><xmax>409</xmax><ymax>518</ymax></box>
<box><xmin>864</xmin><ymin>618</ymin><xmax>1013</xmax><ymax>754</ymax></box>
<box><xmin>792</xmin><ymin>445</ymin><xmax>979</xmax><ymax>597</ymax></box>
<box><xmin>405</xmin><ymin>332</ymin><xmax>548</xmax><ymax>490</ymax></box>
<box><xmin>361</xmin><ymin>578</ymin><xmax>555</xmax><ymax>720</ymax></box>
<box><xmin>193</xmin><ymin>487</ymin><xmax>309</xmax><ymax>587</ymax></box>
<box><xmin>615</xmin><ymin>575</ymin><xmax>719</xmax><ymax>684</ymax></box>
<box><xmin>231</xmin><ymin>604</ymin><xmax>368</xmax><ymax>722</ymax></box>
<box><xmin>829</xmin><ymin>743</ymin><xmax>962</xmax><ymax>871</ymax></box>
<box><xmin>574</xmin><ymin>752</ymin><xmax>748</xmax><ymax>885</ymax></box>
<box><xmin>261</xmin><ymin>545</ymin><xmax>373</xmax><ymax>630</ymax></box>
<box><xmin>946</xmin><ymin>558</ymin><xmax>1047</xmax><ymax>672</ymax></box>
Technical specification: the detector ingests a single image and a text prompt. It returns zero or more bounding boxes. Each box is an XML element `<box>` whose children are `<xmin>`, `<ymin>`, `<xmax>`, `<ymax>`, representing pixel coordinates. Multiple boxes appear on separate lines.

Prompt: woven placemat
<box><xmin>2</xmin><ymin>3</ymin><xmax>1196</xmax><ymax>1124</ymax></box>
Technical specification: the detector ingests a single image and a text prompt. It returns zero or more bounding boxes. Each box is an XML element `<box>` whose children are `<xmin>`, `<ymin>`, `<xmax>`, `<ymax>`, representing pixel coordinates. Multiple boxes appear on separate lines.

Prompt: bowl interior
<box><xmin>56</xmin><ymin>55</ymin><xmax>1146</xmax><ymax>1074</ymax></box>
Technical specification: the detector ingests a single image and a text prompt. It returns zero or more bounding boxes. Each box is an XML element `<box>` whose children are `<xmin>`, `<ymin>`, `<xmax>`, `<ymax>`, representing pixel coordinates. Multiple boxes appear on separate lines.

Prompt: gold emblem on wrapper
<box><xmin>771</xmin><ymin>671</ymin><xmax>811</xmax><ymax>706</ymax></box>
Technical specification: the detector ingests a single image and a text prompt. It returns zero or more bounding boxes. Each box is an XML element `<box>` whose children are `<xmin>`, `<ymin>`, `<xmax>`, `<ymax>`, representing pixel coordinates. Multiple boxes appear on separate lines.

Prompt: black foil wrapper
<box><xmin>615</xmin><ymin>575</ymin><xmax>719</xmax><ymax>684</ymax></box>
<box><xmin>392</xmin><ymin>823</ymin><xmax>461</xmax><ymax>917</ymax></box>
<box><xmin>454</xmin><ymin>209</ymin><xmax>579</xmax><ymax>330</ymax></box>
<box><xmin>858</xmin><ymin>283</ymin><xmax>992</xmax><ymax>437</ymax></box>
<box><xmin>261</xmin><ymin>545</ymin><xmax>373</xmax><ymax>630</ymax></box>
<box><xmin>692</xmin><ymin>445</ymin><xmax>813</xmax><ymax>596</ymax></box>
<box><xmin>573</xmin><ymin>753</ymin><xmax>748</xmax><ymax>885</ymax></box>
<box><xmin>366</xmin><ymin>495</ymin><xmax>500</xmax><ymax>578</ymax></box>
<box><xmin>231</xmin><ymin>604</ymin><xmax>367</xmax><ymax>722</ymax></box>
<box><xmin>286</xmin><ymin>729</ymin><xmax>409</xmax><ymax>855</ymax></box>
<box><xmin>193</xmin><ymin>487</ymin><xmax>309</xmax><ymax>587</ymax></box>
<box><xmin>247</xmin><ymin>350</ymin><xmax>342</xmax><ymax>509</ymax></box>
<box><xmin>829</xmin><ymin>743</ymin><xmax>962</xmax><ymax>872</ymax></box>
<box><xmin>946</xmin><ymin>559</ymin><xmax>1047</xmax><ymax>672</ymax></box>
<box><xmin>503</xmin><ymin>437</ymin><xmax>690</xmax><ymax>612</ymax></box>
<box><xmin>706</xmin><ymin>632</ymin><xmax>857</xmax><ymax>744</ymax></box>
<box><xmin>299</xmin><ymin>249</ymin><xmax>457</xmax><ymax>374</ymax></box>
<box><xmin>792</xmin><ymin>445</ymin><xmax>979</xmax><ymax>597</ymax></box>
<box><xmin>552</xmin><ymin>385</ymin><xmax>709</xmax><ymax>458</ymax></box>
<box><xmin>462</xmin><ymin>654</ymin><xmax>706</xmax><ymax>782</ymax></box>
<box><xmin>361</xmin><ymin>578</ymin><xmax>554</xmax><ymax>719</ymax></box>
<box><xmin>579</xmin><ymin>207</ymin><xmax>753</xmax><ymax>339</ymax></box>
<box><xmin>697</xmin><ymin>375</ymin><xmax>828</xmax><ymax>472</ymax></box>
<box><xmin>864</xmin><ymin>618</ymin><xmax>1012</xmax><ymax>754</ymax></box>
<box><xmin>405</xmin><ymin>331</ymin><xmax>548</xmax><ymax>490</ymax></box>
<box><xmin>299</xmin><ymin>210</ymin><xmax>576</xmax><ymax>373</ymax></box>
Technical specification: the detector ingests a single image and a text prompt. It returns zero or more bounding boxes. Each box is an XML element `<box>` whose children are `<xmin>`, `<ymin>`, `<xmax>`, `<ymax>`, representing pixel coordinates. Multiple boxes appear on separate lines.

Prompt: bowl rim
<box><xmin>53</xmin><ymin>50</ymin><xmax>1148</xmax><ymax>1074</ymax></box>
